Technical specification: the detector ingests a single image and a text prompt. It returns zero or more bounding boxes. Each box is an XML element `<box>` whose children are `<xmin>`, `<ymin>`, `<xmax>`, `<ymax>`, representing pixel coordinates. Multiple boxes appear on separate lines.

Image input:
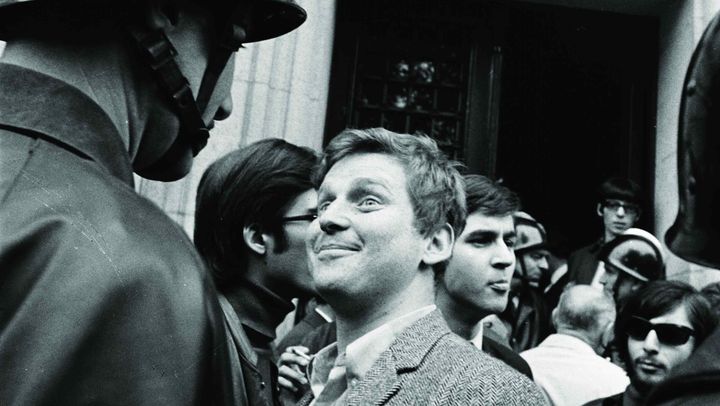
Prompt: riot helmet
<box><xmin>600</xmin><ymin>228</ymin><xmax>665</xmax><ymax>283</ymax></box>
<box><xmin>0</xmin><ymin>0</ymin><xmax>306</xmax><ymax>180</ymax></box>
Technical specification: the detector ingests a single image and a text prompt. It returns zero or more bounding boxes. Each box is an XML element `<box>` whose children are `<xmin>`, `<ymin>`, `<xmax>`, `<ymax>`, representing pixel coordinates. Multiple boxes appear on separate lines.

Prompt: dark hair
<box><xmin>464</xmin><ymin>174</ymin><xmax>521</xmax><ymax>218</ymax></box>
<box><xmin>315</xmin><ymin>128</ymin><xmax>466</xmax><ymax>238</ymax></box>
<box><xmin>598</xmin><ymin>177</ymin><xmax>642</xmax><ymax>206</ymax></box>
<box><xmin>194</xmin><ymin>138</ymin><xmax>318</xmax><ymax>291</ymax></box>
<box><xmin>615</xmin><ymin>280</ymin><xmax>717</xmax><ymax>365</ymax></box>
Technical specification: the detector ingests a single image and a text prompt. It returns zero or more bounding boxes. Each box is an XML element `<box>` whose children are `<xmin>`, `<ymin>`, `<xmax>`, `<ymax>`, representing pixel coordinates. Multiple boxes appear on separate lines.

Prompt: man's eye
<box><xmin>505</xmin><ymin>239</ymin><xmax>517</xmax><ymax>248</ymax></box>
<box><xmin>318</xmin><ymin>201</ymin><xmax>331</xmax><ymax>213</ymax></box>
<box><xmin>358</xmin><ymin>197</ymin><xmax>381</xmax><ymax>208</ymax></box>
<box><xmin>469</xmin><ymin>237</ymin><xmax>492</xmax><ymax>246</ymax></box>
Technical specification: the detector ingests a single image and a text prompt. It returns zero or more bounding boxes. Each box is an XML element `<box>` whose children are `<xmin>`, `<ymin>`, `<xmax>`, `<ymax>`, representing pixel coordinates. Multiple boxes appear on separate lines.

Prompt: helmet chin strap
<box><xmin>128</xmin><ymin>20</ymin><xmax>245</xmax><ymax>157</ymax></box>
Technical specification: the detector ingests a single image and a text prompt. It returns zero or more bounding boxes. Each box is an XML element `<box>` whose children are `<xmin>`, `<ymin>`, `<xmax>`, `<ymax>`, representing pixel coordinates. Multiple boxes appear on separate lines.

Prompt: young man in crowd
<box><xmin>194</xmin><ymin>138</ymin><xmax>318</xmax><ymax>405</ymax></box>
<box><xmin>567</xmin><ymin>178</ymin><xmax>642</xmax><ymax>287</ymax></box>
<box><xmin>436</xmin><ymin>174</ymin><xmax>533</xmax><ymax>377</ymax></box>
<box><xmin>0</xmin><ymin>1</ymin><xmax>305</xmax><ymax>404</ymax></box>
<box><xmin>521</xmin><ymin>285</ymin><xmax>629</xmax><ymax>405</ymax></box>
<box><xmin>595</xmin><ymin>281</ymin><xmax>716</xmax><ymax>405</ymax></box>
<box><xmin>298</xmin><ymin>128</ymin><xmax>545</xmax><ymax>404</ymax></box>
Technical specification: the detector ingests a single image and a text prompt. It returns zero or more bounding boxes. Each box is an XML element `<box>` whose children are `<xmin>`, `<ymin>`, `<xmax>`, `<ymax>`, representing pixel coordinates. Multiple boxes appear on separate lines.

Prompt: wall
<box><xmin>136</xmin><ymin>0</ymin><xmax>336</xmax><ymax>235</ymax></box>
<box><xmin>656</xmin><ymin>0</ymin><xmax>720</xmax><ymax>287</ymax></box>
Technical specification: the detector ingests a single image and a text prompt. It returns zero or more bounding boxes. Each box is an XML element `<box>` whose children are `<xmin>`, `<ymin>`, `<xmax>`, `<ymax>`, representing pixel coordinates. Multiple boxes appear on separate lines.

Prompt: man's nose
<box><xmin>616</xmin><ymin>205</ymin><xmax>626</xmax><ymax>217</ymax></box>
<box><xmin>318</xmin><ymin>200</ymin><xmax>351</xmax><ymax>234</ymax></box>
<box><xmin>214</xmin><ymin>96</ymin><xmax>233</xmax><ymax>121</ymax></box>
<box><xmin>492</xmin><ymin>242</ymin><xmax>515</xmax><ymax>269</ymax></box>
<box><xmin>643</xmin><ymin>330</ymin><xmax>660</xmax><ymax>353</ymax></box>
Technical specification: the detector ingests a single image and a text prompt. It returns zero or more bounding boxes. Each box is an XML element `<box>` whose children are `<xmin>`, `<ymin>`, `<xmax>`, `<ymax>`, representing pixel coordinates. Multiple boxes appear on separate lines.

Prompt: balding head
<box><xmin>553</xmin><ymin>285</ymin><xmax>616</xmax><ymax>352</ymax></box>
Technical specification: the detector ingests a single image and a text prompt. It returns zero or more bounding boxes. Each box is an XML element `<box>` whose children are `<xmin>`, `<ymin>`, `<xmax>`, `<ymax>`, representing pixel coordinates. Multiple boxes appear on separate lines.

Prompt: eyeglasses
<box><xmin>626</xmin><ymin>315</ymin><xmax>695</xmax><ymax>346</ymax></box>
<box><xmin>603</xmin><ymin>200</ymin><xmax>640</xmax><ymax>215</ymax></box>
<box><xmin>281</xmin><ymin>213</ymin><xmax>318</xmax><ymax>223</ymax></box>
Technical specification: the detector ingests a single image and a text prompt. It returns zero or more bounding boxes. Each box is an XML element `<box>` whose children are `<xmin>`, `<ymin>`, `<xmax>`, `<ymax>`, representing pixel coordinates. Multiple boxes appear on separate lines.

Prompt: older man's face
<box><xmin>306</xmin><ymin>153</ymin><xmax>431</xmax><ymax>309</ymax></box>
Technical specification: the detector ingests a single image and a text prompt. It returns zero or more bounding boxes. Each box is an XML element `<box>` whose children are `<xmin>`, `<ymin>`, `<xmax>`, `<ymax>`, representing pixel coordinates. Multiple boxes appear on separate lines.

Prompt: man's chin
<box><xmin>134</xmin><ymin>148</ymin><xmax>194</xmax><ymax>181</ymax></box>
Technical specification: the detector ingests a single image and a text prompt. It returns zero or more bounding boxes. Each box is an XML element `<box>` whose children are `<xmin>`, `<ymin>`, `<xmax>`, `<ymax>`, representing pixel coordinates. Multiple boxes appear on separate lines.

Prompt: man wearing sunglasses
<box><xmin>593</xmin><ymin>281</ymin><xmax>716</xmax><ymax>405</ymax></box>
<box><xmin>194</xmin><ymin>138</ymin><xmax>318</xmax><ymax>405</ymax></box>
<box><xmin>567</xmin><ymin>178</ymin><xmax>643</xmax><ymax>289</ymax></box>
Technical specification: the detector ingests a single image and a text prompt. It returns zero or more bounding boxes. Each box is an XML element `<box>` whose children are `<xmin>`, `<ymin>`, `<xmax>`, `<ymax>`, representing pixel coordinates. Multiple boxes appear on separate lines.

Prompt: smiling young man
<box><xmin>595</xmin><ymin>281</ymin><xmax>716</xmax><ymax>405</ymax></box>
<box><xmin>299</xmin><ymin>128</ymin><xmax>545</xmax><ymax>405</ymax></box>
<box><xmin>194</xmin><ymin>138</ymin><xmax>318</xmax><ymax>405</ymax></box>
<box><xmin>435</xmin><ymin>174</ymin><xmax>533</xmax><ymax>377</ymax></box>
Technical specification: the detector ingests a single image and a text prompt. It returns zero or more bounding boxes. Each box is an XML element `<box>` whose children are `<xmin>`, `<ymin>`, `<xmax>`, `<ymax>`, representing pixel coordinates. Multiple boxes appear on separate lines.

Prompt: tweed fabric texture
<box><xmin>298</xmin><ymin>310</ymin><xmax>547</xmax><ymax>405</ymax></box>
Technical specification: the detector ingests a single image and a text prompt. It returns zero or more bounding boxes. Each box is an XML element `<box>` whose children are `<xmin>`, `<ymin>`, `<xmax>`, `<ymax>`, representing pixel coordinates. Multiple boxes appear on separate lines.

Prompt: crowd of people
<box><xmin>2</xmin><ymin>0</ymin><xmax>720</xmax><ymax>405</ymax></box>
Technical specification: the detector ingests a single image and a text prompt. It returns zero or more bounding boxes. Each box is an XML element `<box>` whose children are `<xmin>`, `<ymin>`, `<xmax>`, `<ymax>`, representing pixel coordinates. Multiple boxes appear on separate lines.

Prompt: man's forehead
<box><xmin>320</xmin><ymin>153</ymin><xmax>406</xmax><ymax>192</ymax></box>
<box><xmin>463</xmin><ymin>212</ymin><xmax>515</xmax><ymax>234</ymax></box>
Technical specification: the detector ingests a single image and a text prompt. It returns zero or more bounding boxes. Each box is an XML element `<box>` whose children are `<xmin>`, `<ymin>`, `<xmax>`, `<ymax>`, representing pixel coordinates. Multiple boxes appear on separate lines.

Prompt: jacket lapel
<box><xmin>347</xmin><ymin>310</ymin><xmax>451</xmax><ymax>405</ymax></box>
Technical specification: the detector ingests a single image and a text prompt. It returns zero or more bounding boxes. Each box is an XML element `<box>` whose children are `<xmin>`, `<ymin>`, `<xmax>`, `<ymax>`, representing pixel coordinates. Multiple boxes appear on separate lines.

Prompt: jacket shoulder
<box><xmin>429</xmin><ymin>334</ymin><xmax>547</xmax><ymax>405</ymax></box>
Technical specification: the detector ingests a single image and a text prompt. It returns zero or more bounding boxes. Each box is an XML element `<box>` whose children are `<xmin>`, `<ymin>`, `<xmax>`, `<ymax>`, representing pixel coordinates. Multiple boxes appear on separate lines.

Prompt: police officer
<box><xmin>597</xmin><ymin>228</ymin><xmax>666</xmax><ymax>306</ymax></box>
<box><xmin>0</xmin><ymin>0</ymin><xmax>305</xmax><ymax>404</ymax></box>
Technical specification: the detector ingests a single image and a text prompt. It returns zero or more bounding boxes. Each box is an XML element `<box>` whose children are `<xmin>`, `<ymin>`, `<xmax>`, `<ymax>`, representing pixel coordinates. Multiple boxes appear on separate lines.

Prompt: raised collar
<box><xmin>222</xmin><ymin>278</ymin><xmax>295</xmax><ymax>347</ymax></box>
<box><xmin>0</xmin><ymin>63</ymin><xmax>133</xmax><ymax>185</ymax></box>
<box><xmin>536</xmin><ymin>333</ymin><xmax>597</xmax><ymax>356</ymax></box>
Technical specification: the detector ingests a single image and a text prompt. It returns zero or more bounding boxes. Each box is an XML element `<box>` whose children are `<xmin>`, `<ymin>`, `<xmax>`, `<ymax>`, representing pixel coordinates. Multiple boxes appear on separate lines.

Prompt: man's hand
<box><xmin>277</xmin><ymin>346</ymin><xmax>312</xmax><ymax>392</ymax></box>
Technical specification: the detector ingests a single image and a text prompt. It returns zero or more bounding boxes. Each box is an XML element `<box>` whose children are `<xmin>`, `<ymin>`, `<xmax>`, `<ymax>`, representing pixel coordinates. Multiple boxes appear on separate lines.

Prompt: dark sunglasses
<box><xmin>281</xmin><ymin>213</ymin><xmax>318</xmax><ymax>223</ymax></box>
<box><xmin>626</xmin><ymin>316</ymin><xmax>695</xmax><ymax>346</ymax></box>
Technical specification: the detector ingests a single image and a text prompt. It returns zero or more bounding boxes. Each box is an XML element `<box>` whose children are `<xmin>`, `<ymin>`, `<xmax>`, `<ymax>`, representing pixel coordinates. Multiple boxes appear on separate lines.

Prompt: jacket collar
<box><xmin>345</xmin><ymin>309</ymin><xmax>451</xmax><ymax>405</ymax></box>
<box><xmin>222</xmin><ymin>278</ymin><xmax>295</xmax><ymax>348</ymax></box>
<box><xmin>0</xmin><ymin>63</ymin><xmax>133</xmax><ymax>185</ymax></box>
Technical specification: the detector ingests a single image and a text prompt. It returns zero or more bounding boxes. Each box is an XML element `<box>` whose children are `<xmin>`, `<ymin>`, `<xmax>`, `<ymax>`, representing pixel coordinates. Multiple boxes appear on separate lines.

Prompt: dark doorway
<box><xmin>495</xmin><ymin>4</ymin><xmax>658</xmax><ymax>253</ymax></box>
<box><xmin>324</xmin><ymin>1</ymin><xmax>659</xmax><ymax>255</ymax></box>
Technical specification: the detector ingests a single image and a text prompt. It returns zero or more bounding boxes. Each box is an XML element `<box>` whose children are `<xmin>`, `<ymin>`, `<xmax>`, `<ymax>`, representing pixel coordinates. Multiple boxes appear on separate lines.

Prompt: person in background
<box><xmin>567</xmin><ymin>178</ymin><xmax>643</xmax><ymax>288</ymax></box>
<box><xmin>194</xmin><ymin>138</ymin><xmax>318</xmax><ymax>405</ymax></box>
<box><xmin>0</xmin><ymin>0</ymin><xmax>306</xmax><ymax>404</ymax></box>
<box><xmin>295</xmin><ymin>128</ymin><xmax>546</xmax><ymax>405</ymax></box>
<box><xmin>436</xmin><ymin>174</ymin><xmax>533</xmax><ymax>377</ymax></box>
<box><xmin>497</xmin><ymin>212</ymin><xmax>553</xmax><ymax>352</ymax></box>
<box><xmin>597</xmin><ymin>228</ymin><xmax>666</xmax><ymax>307</ymax></box>
<box><xmin>594</xmin><ymin>281</ymin><xmax>716</xmax><ymax>406</ymax></box>
<box><xmin>521</xmin><ymin>285</ymin><xmax>629</xmax><ymax>406</ymax></box>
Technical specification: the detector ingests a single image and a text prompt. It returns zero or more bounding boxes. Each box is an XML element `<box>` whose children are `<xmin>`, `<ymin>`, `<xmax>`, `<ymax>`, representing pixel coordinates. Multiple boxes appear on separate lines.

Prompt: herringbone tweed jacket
<box><xmin>298</xmin><ymin>310</ymin><xmax>548</xmax><ymax>405</ymax></box>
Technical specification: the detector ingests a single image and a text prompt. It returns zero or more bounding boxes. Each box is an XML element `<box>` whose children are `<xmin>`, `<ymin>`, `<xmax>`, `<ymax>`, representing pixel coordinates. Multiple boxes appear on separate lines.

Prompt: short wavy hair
<box><xmin>465</xmin><ymin>174</ymin><xmax>520</xmax><ymax>217</ymax></box>
<box><xmin>315</xmin><ymin>128</ymin><xmax>467</xmax><ymax>239</ymax></box>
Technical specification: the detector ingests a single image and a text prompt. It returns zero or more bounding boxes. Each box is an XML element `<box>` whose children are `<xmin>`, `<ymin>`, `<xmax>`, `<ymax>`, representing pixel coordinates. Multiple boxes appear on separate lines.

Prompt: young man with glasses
<box><xmin>590</xmin><ymin>281</ymin><xmax>716</xmax><ymax>405</ymax></box>
<box><xmin>567</xmin><ymin>177</ymin><xmax>643</xmax><ymax>288</ymax></box>
<box><xmin>194</xmin><ymin>138</ymin><xmax>318</xmax><ymax>405</ymax></box>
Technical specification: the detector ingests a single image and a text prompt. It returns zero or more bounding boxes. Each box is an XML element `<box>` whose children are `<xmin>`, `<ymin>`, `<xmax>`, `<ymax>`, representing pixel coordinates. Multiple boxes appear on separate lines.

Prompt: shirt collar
<box><xmin>308</xmin><ymin>304</ymin><xmax>436</xmax><ymax>399</ymax></box>
<box><xmin>0</xmin><ymin>63</ymin><xmax>133</xmax><ymax>185</ymax></box>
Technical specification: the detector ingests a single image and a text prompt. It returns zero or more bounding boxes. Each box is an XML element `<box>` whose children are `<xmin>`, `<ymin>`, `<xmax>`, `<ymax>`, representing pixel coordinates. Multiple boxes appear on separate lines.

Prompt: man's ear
<box><xmin>551</xmin><ymin>308</ymin><xmax>559</xmax><ymax>330</ymax></box>
<box><xmin>243</xmin><ymin>224</ymin><xmax>267</xmax><ymax>256</ymax></box>
<box><xmin>422</xmin><ymin>223</ymin><xmax>454</xmax><ymax>266</ymax></box>
<box><xmin>142</xmin><ymin>0</ymin><xmax>180</xmax><ymax>30</ymax></box>
<box><xmin>596</xmin><ymin>203</ymin><xmax>603</xmax><ymax>217</ymax></box>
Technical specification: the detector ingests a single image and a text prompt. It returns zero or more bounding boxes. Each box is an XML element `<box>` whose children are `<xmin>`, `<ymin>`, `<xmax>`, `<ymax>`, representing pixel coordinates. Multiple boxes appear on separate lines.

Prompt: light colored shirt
<box><xmin>308</xmin><ymin>305</ymin><xmax>436</xmax><ymax>405</ymax></box>
<box><xmin>520</xmin><ymin>334</ymin><xmax>629</xmax><ymax>406</ymax></box>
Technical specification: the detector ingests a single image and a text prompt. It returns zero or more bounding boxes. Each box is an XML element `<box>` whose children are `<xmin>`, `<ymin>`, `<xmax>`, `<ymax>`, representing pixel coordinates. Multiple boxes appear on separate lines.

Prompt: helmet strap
<box><xmin>128</xmin><ymin>25</ymin><xmax>212</xmax><ymax>156</ymax></box>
